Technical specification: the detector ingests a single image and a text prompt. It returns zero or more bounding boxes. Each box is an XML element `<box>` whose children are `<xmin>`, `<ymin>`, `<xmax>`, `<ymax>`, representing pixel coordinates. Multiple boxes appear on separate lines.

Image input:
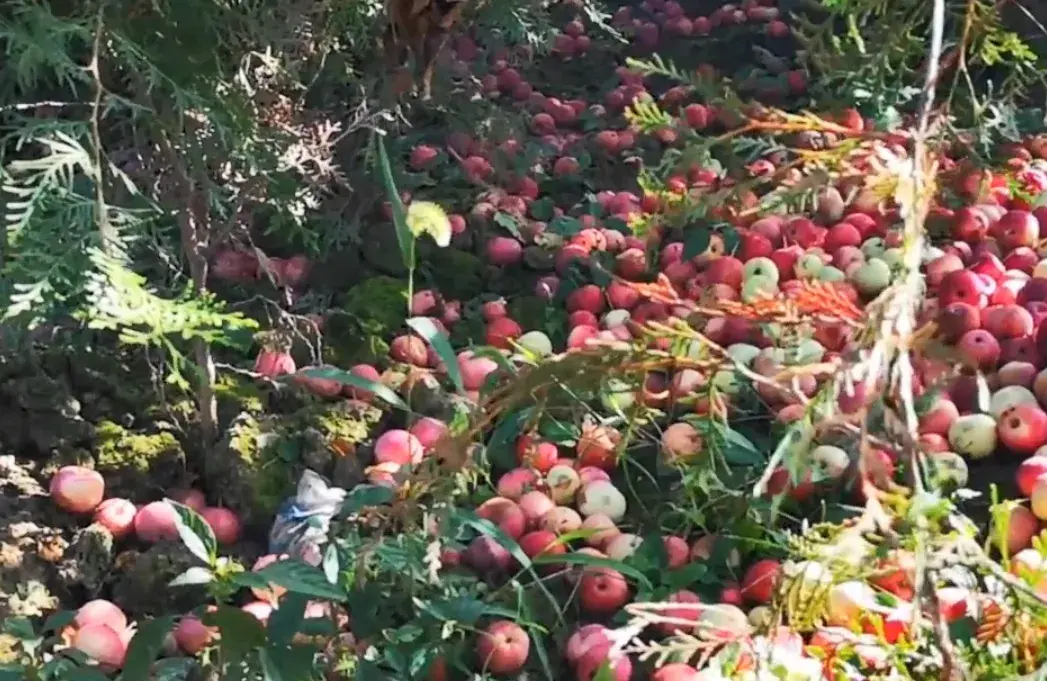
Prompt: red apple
<box><xmin>476</xmin><ymin>620</ymin><xmax>530</xmax><ymax>675</ymax></box>
<box><xmin>1018</xmin><ymin>455</ymin><xmax>1047</xmax><ymax>496</ymax></box>
<box><xmin>741</xmin><ymin>559</ymin><xmax>781</xmax><ymax>605</ymax></box>
<box><xmin>578</xmin><ymin>567</ymin><xmax>631</xmax><ymax>615</ymax></box>
<box><xmin>476</xmin><ymin>497</ymin><xmax>527</xmax><ymax>540</ymax></box>
<box><xmin>998</xmin><ymin>403</ymin><xmax>1047</xmax><ymax>454</ymax></box>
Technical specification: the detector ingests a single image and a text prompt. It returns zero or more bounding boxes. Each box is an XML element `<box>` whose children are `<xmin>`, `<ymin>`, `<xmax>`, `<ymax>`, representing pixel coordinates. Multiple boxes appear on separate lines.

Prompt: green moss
<box><xmin>95</xmin><ymin>421</ymin><xmax>182</xmax><ymax>472</ymax></box>
<box><xmin>423</xmin><ymin>249</ymin><xmax>484</xmax><ymax>300</ymax></box>
<box><xmin>217</xmin><ymin>414</ymin><xmax>292</xmax><ymax>523</ymax></box>
<box><xmin>324</xmin><ymin>276</ymin><xmax>409</xmax><ymax>365</ymax></box>
<box><xmin>295</xmin><ymin>400</ymin><xmax>384</xmax><ymax>447</ymax></box>
<box><xmin>341</xmin><ymin>276</ymin><xmax>409</xmax><ymax>335</ymax></box>
<box><xmin>92</xmin><ymin>420</ymin><xmax>184</xmax><ymax>496</ymax></box>
<box><xmin>215</xmin><ymin>372</ymin><xmax>265</xmax><ymax>414</ymax></box>
<box><xmin>322</xmin><ymin>313</ymin><xmax>390</xmax><ymax>366</ymax></box>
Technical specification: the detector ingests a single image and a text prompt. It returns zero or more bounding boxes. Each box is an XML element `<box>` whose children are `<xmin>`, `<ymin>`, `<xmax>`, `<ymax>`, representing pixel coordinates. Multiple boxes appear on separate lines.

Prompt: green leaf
<box><xmin>418</xmin><ymin>596</ymin><xmax>522</xmax><ymax>625</ymax></box>
<box><xmin>1</xmin><ymin>617</ymin><xmax>34</xmax><ymax>640</ymax></box>
<box><xmin>407</xmin><ymin>316</ymin><xmax>463</xmax><ymax>393</ymax></box>
<box><xmin>666</xmin><ymin>561</ymin><xmax>713</xmax><ymax>589</ymax></box>
<box><xmin>255</xmin><ymin>560</ymin><xmax>345</xmax><ymax>600</ymax></box>
<box><xmin>169</xmin><ymin>566</ymin><xmax>215</xmax><ymax>587</ymax></box>
<box><xmin>453</xmin><ymin>510</ymin><xmax>532</xmax><ymax>569</ymax></box>
<box><xmin>265</xmin><ymin>644</ymin><xmax>318</xmax><ymax>681</ymax></box>
<box><xmin>357</xmin><ymin>659</ymin><xmax>391</xmax><ymax>681</ymax></box>
<box><xmin>682</xmin><ymin>228</ymin><xmax>711</xmax><ymax>260</ymax></box>
<box><xmin>340</xmin><ymin>484</ymin><xmax>395</xmax><ymax>516</ymax></box>
<box><xmin>721</xmin><ymin>226</ymin><xmax>741</xmax><ymax>255</ymax></box>
<box><xmin>375</xmin><ymin>134</ymin><xmax>413</xmax><ymax>269</ymax></box>
<box><xmin>118</xmin><ymin>615</ymin><xmax>177</xmax><ymax>681</ymax></box>
<box><xmin>151</xmin><ymin>658</ymin><xmax>198</xmax><ymax>681</ymax></box>
<box><xmin>203</xmin><ymin>606</ymin><xmax>266</xmax><ymax>662</ymax></box>
<box><xmin>230</xmin><ymin>570</ymin><xmax>272</xmax><ymax>591</ymax></box>
<box><xmin>42</xmin><ymin>610</ymin><xmax>74</xmax><ymax>633</ymax></box>
<box><xmin>165</xmin><ymin>500</ymin><xmax>217</xmax><ymax>566</ymax></box>
<box><xmin>531</xmin><ymin>552</ymin><xmax>653</xmax><ymax>589</ymax></box>
<box><xmin>259</xmin><ymin>646</ymin><xmax>286</xmax><ymax>681</ymax></box>
<box><xmin>530</xmin><ymin>197</ymin><xmax>555</xmax><ymax>221</ymax></box>
<box><xmin>719</xmin><ymin>426</ymin><xmax>763</xmax><ymax>465</ymax></box>
<box><xmin>947</xmin><ymin>616</ymin><xmax>978</xmax><ymax>644</ymax></box>
<box><xmin>538</xmin><ymin>418</ymin><xmax>578</xmax><ymax>445</ymax></box>
<box><xmin>486</xmin><ymin>408</ymin><xmax>532</xmax><ymax>469</ymax></box>
<box><xmin>322</xmin><ymin>544</ymin><xmax>339</xmax><ymax>585</ymax></box>
<box><xmin>0</xmin><ymin>669</ymin><xmax>25</xmax><ymax>681</ymax></box>
<box><xmin>548</xmin><ymin>216</ymin><xmax>582</xmax><ymax>236</ymax></box>
<box><xmin>494</xmin><ymin>212</ymin><xmax>524</xmax><ymax>239</ymax></box>
<box><xmin>265</xmin><ymin>593</ymin><xmax>308</xmax><ymax>647</ymax></box>
<box><xmin>65</xmin><ymin>670</ymin><xmax>112</xmax><ymax>681</ymax></box>
<box><xmin>469</xmin><ymin>347</ymin><xmax>517</xmax><ymax>376</ymax></box>
<box><xmin>296</xmin><ymin>366</ymin><xmax>407</xmax><ymax>410</ymax></box>
<box><xmin>592</xmin><ymin>661</ymin><xmax>616</xmax><ymax>681</ymax></box>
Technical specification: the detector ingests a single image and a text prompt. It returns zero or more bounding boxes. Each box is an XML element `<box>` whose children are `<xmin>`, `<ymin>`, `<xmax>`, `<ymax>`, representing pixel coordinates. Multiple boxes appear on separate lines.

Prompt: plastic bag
<box><xmin>268</xmin><ymin>469</ymin><xmax>346</xmax><ymax>565</ymax></box>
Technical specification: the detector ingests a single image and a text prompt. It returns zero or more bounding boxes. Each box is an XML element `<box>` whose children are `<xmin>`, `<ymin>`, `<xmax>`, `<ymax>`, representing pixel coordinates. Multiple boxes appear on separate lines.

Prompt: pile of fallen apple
<box><xmin>37</xmin><ymin>0</ymin><xmax>1047</xmax><ymax>678</ymax></box>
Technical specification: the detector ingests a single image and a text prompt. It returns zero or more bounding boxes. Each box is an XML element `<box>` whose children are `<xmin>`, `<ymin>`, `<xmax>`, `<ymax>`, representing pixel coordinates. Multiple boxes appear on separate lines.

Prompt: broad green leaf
<box><xmin>322</xmin><ymin>544</ymin><xmax>339</xmax><ymax>585</ymax></box>
<box><xmin>1</xmin><ymin>617</ymin><xmax>34</xmax><ymax>640</ymax></box>
<box><xmin>297</xmin><ymin>366</ymin><xmax>407</xmax><ymax>410</ymax></box>
<box><xmin>151</xmin><ymin>658</ymin><xmax>198</xmax><ymax>681</ymax></box>
<box><xmin>203</xmin><ymin>606</ymin><xmax>265</xmax><ymax>663</ymax></box>
<box><xmin>548</xmin><ymin>216</ymin><xmax>582</xmax><ymax>236</ymax></box>
<box><xmin>118</xmin><ymin>615</ymin><xmax>177</xmax><ymax>681</ymax></box>
<box><xmin>666</xmin><ymin>561</ymin><xmax>712</xmax><ymax>589</ymax></box>
<box><xmin>539</xmin><ymin>418</ymin><xmax>578</xmax><ymax>445</ymax></box>
<box><xmin>718</xmin><ymin>426</ymin><xmax>763</xmax><ymax>465</ymax></box>
<box><xmin>529</xmin><ymin>197</ymin><xmax>555</xmax><ymax>221</ymax></box>
<box><xmin>266</xmin><ymin>593</ymin><xmax>308</xmax><ymax>647</ymax></box>
<box><xmin>357</xmin><ymin>659</ymin><xmax>391</xmax><ymax>681</ymax></box>
<box><xmin>169</xmin><ymin>566</ymin><xmax>214</xmax><ymax>587</ymax></box>
<box><xmin>486</xmin><ymin>408</ymin><xmax>532</xmax><ymax>469</ymax></box>
<box><xmin>230</xmin><ymin>570</ymin><xmax>271</xmax><ymax>591</ymax></box>
<box><xmin>375</xmin><ymin>134</ymin><xmax>413</xmax><ymax>268</ymax></box>
<box><xmin>259</xmin><ymin>646</ymin><xmax>286</xmax><ymax>681</ymax></box>
<box><xmin>340</xmin><ymin>484</ymin><xmax>395</xmax><ymax>516</ymax></box>
<box><xmin>264</xmin><ymin>644</ymin><xmax>319</xmax><ymax>681</ymax></box>
<box><xmin>65</xmin><ymin>669</ymin><xmax>112</xmax><ymax>681</ymax></box>
<box><xmin>722</xmin><ymin>226</ymin><xmax>741</xmax><ymax>255</ymax></box>
<box><xmin>42</xmin><ymin>610</ymin><xmax>74</xmax><ymax>633</ymax></box>
<box><xmin>407</xmin><ymin>316</ymin><xmax>463</xmax><ymax>393</ymax></box>
<box><xmin>255</xmin><ymin>560</ymin><xmax>345</xmax><ymax>600</ymax></box>
<box><xmin>165</xmin><ymin>500</ymin><xmax>217</xmax><ymax>566</ymax></box>
<box><xmin>494</xmin><ymin>212</ymin><xmax>524</xmax><ymax>239</ymax></box>
<box><xmin>682</xmin><ymin>228</ymin><xmax>711</xmax><ymax>260</ymax></box>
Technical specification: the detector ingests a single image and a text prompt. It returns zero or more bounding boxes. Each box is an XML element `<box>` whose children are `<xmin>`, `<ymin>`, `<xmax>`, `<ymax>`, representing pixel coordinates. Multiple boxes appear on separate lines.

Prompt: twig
<box><xmin>85</xmin><ymin>4</ymin><xmax>121</xmax><ymax>259</ymax></box>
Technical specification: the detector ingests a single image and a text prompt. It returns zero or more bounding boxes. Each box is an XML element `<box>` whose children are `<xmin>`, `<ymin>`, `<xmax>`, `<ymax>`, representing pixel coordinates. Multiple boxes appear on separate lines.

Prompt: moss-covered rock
<box><xmin>423</xmin><ymin>249</ymin><xmax>484</xmax><ymax>300</ymax></box>
<box><xmin>323</xmin><ymin>275</ymin><xmax>410</xmax><ymax>366</ymax></box>
<box><xmin>110</xmin><ymin>542</ymin><xmax>205</xmax><ymax>617</ymax></box>
<box><xmin>341</xmin><ymin>276</ymin><xmax>410</xmax><ymax>334</ymax></box>
<box><xmin>205</xmin><ymin>401</ymin><xmax>385</xmax><ymax>530</ymax></box>
<box><xmin>214</xmin><ymin>372</ymin><xmax>266</xmax><ymax>425</ymax></box>
<box><xmin>322</xmin><ymin>313</ymin><xmax>390</xmax><ymax>367</ymax></box>
<box><xmin>92</xmin><ymin>421</ymin><xmax>185</xmax><ymax>498</ymax></box>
